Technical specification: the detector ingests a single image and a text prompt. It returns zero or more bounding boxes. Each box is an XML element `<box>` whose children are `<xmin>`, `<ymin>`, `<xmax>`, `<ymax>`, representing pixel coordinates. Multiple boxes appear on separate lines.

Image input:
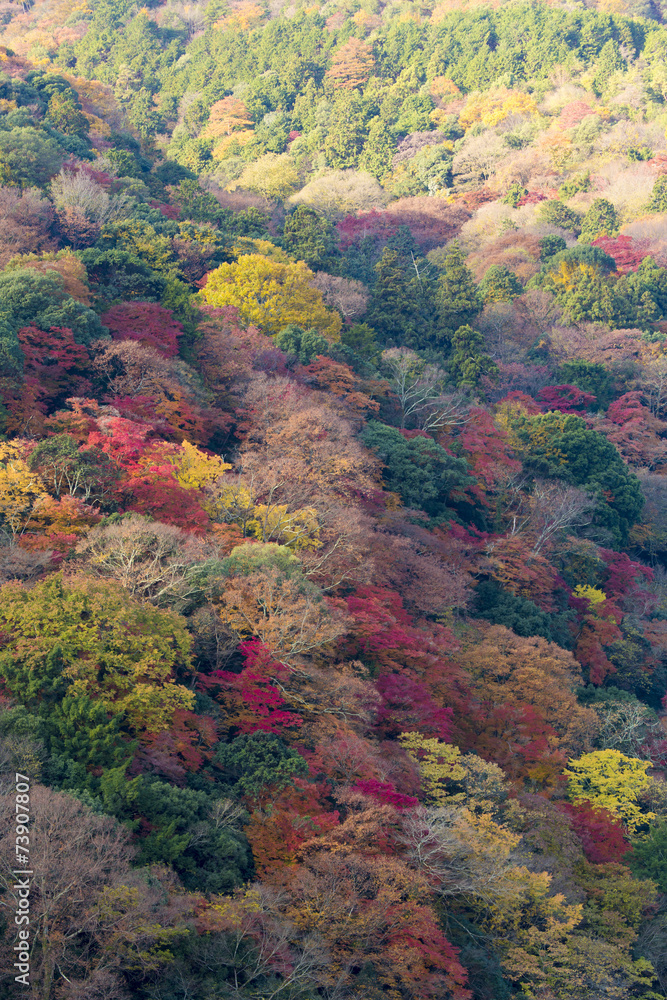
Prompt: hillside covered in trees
<box><xmin>2</xmin><ymin>0</ymin><xmax>667</xmax><ymax>996</ymax></box>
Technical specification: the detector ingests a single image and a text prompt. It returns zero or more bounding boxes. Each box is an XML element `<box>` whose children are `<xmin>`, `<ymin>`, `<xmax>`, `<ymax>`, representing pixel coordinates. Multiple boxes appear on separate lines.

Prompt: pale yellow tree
<box><xmin>201</xmin><ymin>254</ymin><xmax>342</xmax><ymax>339</ymax></box>
<box><xmin>289</xmin><ymin>170</ymin><xmax>387</xmax><ymax>220</ymax></box>
<box><xmin>398</xmin><ymin>732</ymin><xmax>465</xmax><ymax>804</ymax></box>
<box><xmin>235</xmin><ymin>153</ymin><xmax>300</xmax><ymax>201</ymax></box>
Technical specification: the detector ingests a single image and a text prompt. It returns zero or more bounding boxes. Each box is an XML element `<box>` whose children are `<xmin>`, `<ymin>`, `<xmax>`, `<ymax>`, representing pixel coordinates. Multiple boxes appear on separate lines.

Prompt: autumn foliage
<box><xmin>0</xmin><ymin>7</ymin><xmax>663</xmax><ymax>998</ymax></box>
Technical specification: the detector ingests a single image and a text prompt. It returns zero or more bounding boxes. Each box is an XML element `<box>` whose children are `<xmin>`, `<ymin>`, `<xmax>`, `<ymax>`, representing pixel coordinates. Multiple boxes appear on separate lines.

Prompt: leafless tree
<box><xmin>0</xmin><ymin>786</ymin><xmax>134</xmax><ymax>999</ymax></box>
<box><xmin>167</xmin><ymin>1</ymin><xmax>207</xmax><ymax>39</ymax></box>
<box><xmin>633</xmin><ymin>470</ymin><xmax>667</xmax><ymax>564</ymax></box>
<box><xmin>91</xmin><ymin>340</ymin><xmax>173</xmax><ymax>398</ymax></box>
<box><xmin>503</xmin><ymin>476</ymin><xmax>594</xmax><ymax>553</ymax></box>
<box><xmin>638</xmin><ymin>356</ymin><xmax>667</xmax><ymax>419</ymax></box>
<box><xmin>591</xmin><ymin>698</ymin><xmax>662</xmax><ymax>758</ymax></box>
<box><xmin>393</xmin><ymin>130</ymin><xmax>445</xmax><ymax>166</ymax></box>
<box><xmin>381</xmin><ymin>348</ymin><xmax>468</xmax><ymax>431</ymax></box>
<box><xmin>399</xmin><ymin>805</ymin><xmax>521</xmax><ymax>904</ymax></box>
<box><xmin>50</xmin><ymin>170</ymin><xmax>127</xmax><ymax>227</ymax></box>
<box><xmin>189</xmin><ymin>604</ymin><xmax>239</xmax><ymax>671</ymax></box>
<box><xmin>62</xmin><ymin>968</ymin><xmax>131</xmax><ymax>1000</ymax></box>
<box><xmin>0</xmin><ymin>186</ymin><xmax>57</xmax><ymax>267</ymax></box>
<box><xmin>635</xmin><ymin>914</ymin><xmax>667</xmax><ymax>995</ymax></box>
<box><xmin>309</xmin><ymin>272</ymin><xmax>369</xmax><ymax>320</ymax></box>
<box><xmin>0</xmin><ymin>540</ymin><xmax>53</xmax><ymax>583</ymax></box>
<box><xmin>527</xmin><ymin>480</ymin><xmax>594</xmax><ymax>553</ymax></box>
<box><xmin>76</xmin><ymin>514</ymin><xmax>222</xmax><ymax>608</ymax></box>
<box><xmin>452</xmin><ymin>132</ymin><xmax>505</xmax><ymax>184</ymax></box>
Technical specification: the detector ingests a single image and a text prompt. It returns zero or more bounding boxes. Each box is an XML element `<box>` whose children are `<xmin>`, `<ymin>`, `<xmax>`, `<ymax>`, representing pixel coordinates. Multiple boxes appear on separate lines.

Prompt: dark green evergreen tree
<box><xmin>213</xmin><ymin>731</ymin><xmax>308</xmax><ymax>797</ymax></box>
<box><xmin>436</xmin><ymin>241</ymin><xmax>481</xmax><ymax>341</ymax></box>
<box><xmin>648</xmin><ymin>175</ymin><xmax>667</xmax><ymax>213</ymax></box>
<box><xmin>540</xmin><ymin>235</ymin><xmax>567</xmax><ymax>260</ymax></box>
<box><xmin>448</xmin><ymin>324</ymin><xmax>498</xmax><ymax>387</ymax></box>
<box><xmin>282</xmin><ymin>206</ymin><xmax>337</xmax><ymax>270</ymax></box>
<box><xmin>556</xmin><ymin>359</ymin><xmax>615</xmax><ymax>409</ymax></box>
<box><xmin>365</xmin><ymin>247</ymin><xmax>434</xmax><ymax>349</ymax></box>
<box><xmin>514</xmin><ymin>412</ymin><xmax>644</xmax><ymax>545</ymax></box>
<box><xmin>480</xmin><ymin>265</ymin><xmax>522</xmax><ymax>303</ymax></box>
<box><xmin>502</xmin><ymin>182</ymin><xmax>527</xmax><ymax>207</ymax></box>
<box><xmin>275</xmin><ymin>324</ymin><xmax>330</xmax><ymax>363</ymax></box>
<box><xmin>614</xmin><ymin>256</ymin><xmax>667</xmax><ymax>327</ymax></box>
<box><xmin>44</xmin><ymin>91</ymin><xmax>89</xmax><ymax>136</ymax></box>
<box><xmin>628</xmin><ymin>822</ymin><xmax>667</xmax><ymax>892</ymax></box>
<box><xmin>0</xmin><ymin>269</ymin><xmax>105</xmax><ymax>347</ymax></box>
<box><xmin>361</xmin><ymin>420</ymin><xmax>473</xmax><ymax>520</ymax></box>
<box><xmin>339</xmin><ymin>322</ymin><xmax>380</xmax><ymax>360</ymax></box>
<box><xmin>579</xmin><ymin>198</ymin><xmax>619</xmax><ymax>243</ymax></box>
<box><xmin>473</xmin><ymin>581</ymin><xmax>574</xmax><ymax>646</ymax></box>
<box><xmin>43</xmin><ymin>695</ymin><xmax>134</xmax><ymax>793</ymax></box>
<box><xmin>537</xmin><ymin>199</ymin><xmax>582</xmax><ymax>234</ymax></box>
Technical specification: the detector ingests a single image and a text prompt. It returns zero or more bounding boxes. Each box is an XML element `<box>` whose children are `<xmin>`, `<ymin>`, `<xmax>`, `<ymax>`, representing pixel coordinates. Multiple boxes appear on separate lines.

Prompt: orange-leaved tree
<box><xmin>325</xmin><ymin>38</ymin><xmax>375</xmax><ymax>91</ymax></box>
<box><xmin>214</xmin><ymin>543</ymin><xmax>347</xmax><ymax>662</ymax></box>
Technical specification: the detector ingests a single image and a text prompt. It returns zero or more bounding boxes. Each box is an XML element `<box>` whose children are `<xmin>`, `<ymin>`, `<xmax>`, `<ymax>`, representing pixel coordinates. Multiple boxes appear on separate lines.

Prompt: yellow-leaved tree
<box><xmin>234</xmin><ymin>154</ymin><xmax>300</xmax><ymax>201</ymax></box>
<box><xmin>398</xmin><ymin>731</ymin><xmax>465</xmax><ymax>804</ymax></box>
<box><xmin>564</xmin><ymin>749</ymin><xmax>654</xmax><ymax>833</ymax></box>
<box><xmin>0</xmin><ymin>574</ymin><xmax>195</xmax><ymax>733</ymax></box>
<box><xmin>167</xmin><ymin>440</ymin><xmax>232</xmax><ymax>493</ymax></box>
<box><xmin>247</xmin><ymin>503</ymin><xmax>321</xmax><ymax>550</ymax></box>
<box><xmin>200</xmin><ymin>254</ymin><xmax>342</xmax><ymax>340</ymax></box>
<box><xmin>572</xmin><ymin>583</ymin><xmax>607</xmax><ymax>608</ymax></box>
<box><xmin>398</xmin><ymin>732</ymin><xmax>530</xmax><ymax>904</ymax></box>
<box><xmin>459</xmin><ymin>88</ymin><xmax>539</xmax><ymax>130</ymax></box>
<box><xmin>0</xmin><ymin>442</ymin><xmax>48</xmax><ymax>538</ymax></box>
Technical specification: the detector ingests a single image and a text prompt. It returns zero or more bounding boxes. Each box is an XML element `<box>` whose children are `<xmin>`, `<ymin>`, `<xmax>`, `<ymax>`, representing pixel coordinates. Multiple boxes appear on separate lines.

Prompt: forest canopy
<box><xmin>0</xmin><ymin>0</ymin><xmax>665</xmax><ymax>997</ymax></box>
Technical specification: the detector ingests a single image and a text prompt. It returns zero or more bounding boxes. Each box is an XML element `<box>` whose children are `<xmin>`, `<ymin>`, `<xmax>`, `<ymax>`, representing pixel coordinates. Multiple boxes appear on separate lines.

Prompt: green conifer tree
<box><xmin>365</xmin><ymin>247</ymin><xmax>434</xmax><ymax>349</ymax></box>
<box><xmin>359</xmin><ymin>118</ymin><xmax>395</xmax><ymax>180</ymax></box>
<box><xmin>323</xmin><ymin>92</ymin><xmax>369</xmax><ymax>169</ymax></box>
<box><xmin>45</xmin><ymin>92</ymin><xmax>90</xmax><ymax>136</ymax></box>
<box><xmin>436</xmin><ymin>242</ymin><xmax>481</xmax><ymax>342</ymax></box>
<box><xmin>282</xmin><ymin>206</ymin><xmax>337</xmax><ymax>270</ymax></box>
<box><xmin>448</xmin><ymin>324</ymin><xmax>498</xmax><ymax>387</ymax></box>
<box><xmin>480</xmin><ymin>265</ymin><xmax>522</xmax><ymax>303</ymax></box>
<box><xmin>592</xmin><ymin>40</ymin><xmax>625</xmax><ymax>97</ymax></box>
<box><xmin>648</xmin><ymin>175</ymin><xmax>667</xmax><ymax>213</ymax></box>
<box><xmin>579</xmin><ymin>198</ymin><xmax>619</xmax><ymax>243</ymax></box>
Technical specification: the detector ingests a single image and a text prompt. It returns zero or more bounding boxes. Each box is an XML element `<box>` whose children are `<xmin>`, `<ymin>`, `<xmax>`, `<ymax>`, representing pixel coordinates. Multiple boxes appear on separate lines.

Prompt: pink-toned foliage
<box><xmin>538</xmin><ymin>384</ymin><xmax>597</xmax><ymax>413</ymax></box>
<box><xmin>562</xmin><ymin>802</ymin><xmax>631</xmax><ymax>864</ymax></box>
<box><xmin>101</xmin><ymin>302</ymin><xmax>184</xmax><ymax>357</ymax></box>
<box><xmin>198</xmin><ymin>639</ymin><xmax>303</xmax><ymax>735</ymax></box>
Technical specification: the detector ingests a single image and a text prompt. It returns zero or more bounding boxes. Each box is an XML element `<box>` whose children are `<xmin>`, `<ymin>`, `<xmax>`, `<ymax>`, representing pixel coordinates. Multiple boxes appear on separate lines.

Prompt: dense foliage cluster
<box><xmin>0</xmin><ymin>0</ymin><xmax>667</xmax><ymax>997</ymax></box>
